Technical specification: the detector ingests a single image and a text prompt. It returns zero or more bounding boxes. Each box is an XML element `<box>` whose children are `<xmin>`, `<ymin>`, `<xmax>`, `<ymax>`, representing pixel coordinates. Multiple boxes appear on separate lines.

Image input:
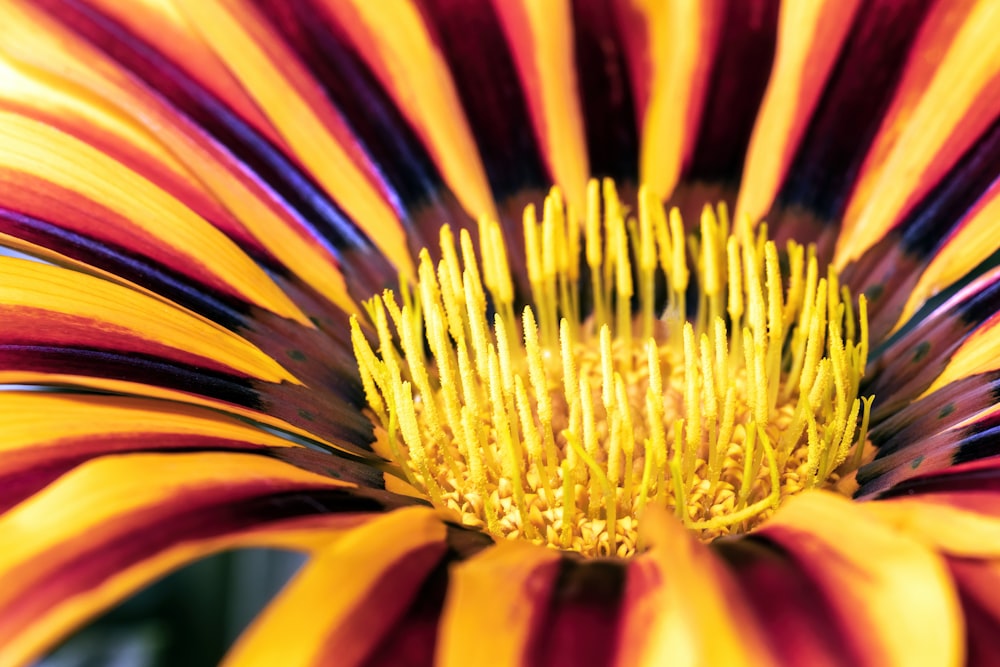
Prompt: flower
<box><xmin>2</xmin><ymin>0</ymin><xmax>1000</xmax><ymax>665</ymax></box>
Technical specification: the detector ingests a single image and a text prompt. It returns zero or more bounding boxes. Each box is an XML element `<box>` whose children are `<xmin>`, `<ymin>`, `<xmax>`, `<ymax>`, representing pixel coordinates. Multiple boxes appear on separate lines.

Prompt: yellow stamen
<box><xmin>353</xmin><ymin>181</ymin><xmax>872</xmax><ymax>557</ymax></box>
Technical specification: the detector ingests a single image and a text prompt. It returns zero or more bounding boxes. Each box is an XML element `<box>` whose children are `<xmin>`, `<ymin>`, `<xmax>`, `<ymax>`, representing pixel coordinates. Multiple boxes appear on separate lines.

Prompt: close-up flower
<box><xmin>4</xmin><ymin>0</ymin><xmax>1000</xmax><ymax>664</ymax></box>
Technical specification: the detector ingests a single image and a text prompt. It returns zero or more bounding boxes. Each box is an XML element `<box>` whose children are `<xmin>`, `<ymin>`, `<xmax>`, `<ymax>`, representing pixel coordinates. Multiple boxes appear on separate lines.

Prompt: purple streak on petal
<box><xmin>415</xmin><ymin>0</ymin><xmax>550</xmax><ymax>201</ymax></box>
<box><xmin>772</xmin><ymin>0</ymin><xmax>934</xmax><ymax>224</ymax></box>
<box><xmin>570</xmin><ymin>0</ymin><xmax>639</xmax><ymax>183</ymax></box>
<box><xmin>526</xmin><ymin>559</ymin><xmax>624</xmax><ymax>667</ymax></box>
<box><xmin>0</xmin><ymin>345</ymin><xmax>375</xmax><ymax>452</ymax></box>
<box><xmin>684</xmin><ymin>0</ymin><xmax>779</xmax><ymax>189</ymax></box>
<box><xmin>36</xmin><ymin>0</ymin><xmax>396</xmax><ymax>293</ymax></box>
<box><xmin>254</xmin><ymin>0</ymin><xmax>469</xmax><ymax>253</ymax></box>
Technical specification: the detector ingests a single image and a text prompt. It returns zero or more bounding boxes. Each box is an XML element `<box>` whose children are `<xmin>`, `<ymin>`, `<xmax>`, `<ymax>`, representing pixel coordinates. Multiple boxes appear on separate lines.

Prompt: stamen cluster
<box><xmin>352</xmin><ymin>181</ymin><xmax>872</xmax><ymax>557</ymax></box>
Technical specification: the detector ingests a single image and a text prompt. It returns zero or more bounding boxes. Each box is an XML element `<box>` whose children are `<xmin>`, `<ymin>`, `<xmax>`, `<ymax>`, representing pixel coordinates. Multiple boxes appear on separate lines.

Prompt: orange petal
<box><xmin>868</xmin><ymin>493</ymin><xmax>1000</xmax><ymax>558</ymax></box>
<box><xmin>630</xmin><ymin>0</ymin><xmax>723</xmax><ymax>200</ymax></box>
<box><xmin>0</xmin><ymin>391</ymin><xmax>386</xmax><ymax>510</ymax></box>
<box><xmin>0</xmin><ymin>109</ymin><xmax>309</xmax><ymax>324</ymax></box>
<box><xmin>170</xmin><ymin>0</ymin><xmax>413</xmax><ymax>278</ymax></box>
<box><xmin>836</xmin><ymin>0</ymin><xmax>1000</xmax><ymax>267</ymax></box>
<box><xmin>758</xmin><ymin>491</ymin><xmax>962</xmax><ymax>667</ymax></box>
<box><xmin>224</xmin><ymin>507</ymin><xmax>446</xmax><ymax>667</ymax></box>
<box><xmin>948</xmin><ymin>558</ymin><xmax>1000</xmax><ymax>664</ymax></box>
<box><xmin>0</xmin><ymin>452</ymin><xmax>379</xmax><ymax>667</ymax></box>
<box><xmin>616</xmin><ymin>508</ymin><xmax>776</xmax><ymax>666</ymax></box>
<box><xmin>920</xmin><ymin>300</ymin><xmax>1000</xmax><ymax>399</ymax></box>
<box><xmin>436</xmin><ymin>540</ymin><xmax>562</xmax><ymax>667</ymax></box>
<box><xmin>491</xmin><ymin>0</ymin><xmax>588</xmax><ymax>212</ymax></box>
<box><xmin>895</xmin><ymin>179</ymin><xmax>1000</xmax><ymax>330</ymax></box>
<box><xmin>0</xmin><ymin>257</ymin><xmax>296</xmax><ymax>384</ymax></box>
<box><xmin>736</xmin><ymin>0</ymin><xmax>861</xmax><ymax>223</ymax></box>
<box><xmin>0</xmin><ymin>2</ymin><xmax>357</xmax><ymax>315</ymax></box>
<box><xmin>312</xmin><ymin>0</ymin><xmax>496</xmax><ymax>222</ymax></box>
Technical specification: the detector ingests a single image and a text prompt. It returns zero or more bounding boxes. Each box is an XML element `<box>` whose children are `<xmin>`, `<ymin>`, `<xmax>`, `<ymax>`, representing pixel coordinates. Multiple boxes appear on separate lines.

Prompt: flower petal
<box><xmin>0</xmin><ymin>109</ymin><xmax>307</xmax><ymax>324</ymax></box>
<box><xmin>867</xmin><ymin>493</ymin><xmax>1000</xmax><ymax>557</ymax></box>
<box><xmin>757</xmin><ymin>492</ymin><xmax>962</xmax><ymax>667</ymax></box>
<box><xmin>837</xmin><ymin>0</ymin><xmax>1000</xmax><ymax>267</ymax></box>
<box><xmin>616</xmin><ymin>509</ymin><xmax>776</xmax><ymax>666</ymax></box>
<box><xmin>223</xmin><ymin>507</ymin><xmax>447</xmax><ymax>667</ymax></box>
<box><xmin>0</xmin><ymin>4</ymin><xmax>359</xmax><ymax>318</ymax></box>
<box><xmin>492</xmin><ymin>0</ymin><xmax>589</xmax><ymax>211</ymax></box>
<box><xmin>864</xmin><ymin>264</ymin><xmax>1000</xmax><ymax>420</ymax></box>
<box><xmin>170</xmin><ymin>0</ymin><xmax>414</xmax><ymax>278</ymax></box>
<box><xmin>437</xmin><ymin>540</ymin><xmax>562</xmax><ymax>667</ymax></box>
<box><xmin>0</xmin><ymin>451</ymin><xmax>409</xmax><ymax>667</ymax></box>
<box><xmin>630</xmin><ymin>0</ymin><xmax>722</xmax><ymax>200</ymax></box>
<box><xmin>0</xmin><ymin>391</ymin><xmax>387</xmax><ymax>512</ymax></box>
<box><xmin>898</xmin><ymin>181</ymin><xmax>1000</xmax><ymax>330</ymax></box>
<box><xmin>948</xmin><ymin>559</ymin><xmax>1000</xmax><ymax>664</ymax></box>
<box><xmin>0</xmin><ymin>258</ymin><xmax>375</xmax><ymax>454</ymax></box>
<box><xmin>858</xmin><ymin>399</ymin><xmax>1000</xmax><ymax>496</ymax></box>
<box><xmin>569</xmin><ymin>0</ymin><xmax>639</xmax><ymax>183</ymax></box>
<box><xmin>737</xmin><ymin>0</ymin><xmax>861</xmax><ymax>224</ymax></box>
<box><xmin>311</xmin><ymin>0</ymin><xmax>497</xmax><ymax>222</ymax></box>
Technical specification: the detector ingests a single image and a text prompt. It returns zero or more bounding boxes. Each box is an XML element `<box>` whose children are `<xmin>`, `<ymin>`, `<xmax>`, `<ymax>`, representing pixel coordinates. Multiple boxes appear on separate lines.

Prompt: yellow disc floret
<box><xmin>351</xmin><ymin>180</ymin><xmax>873</xmax><ymax>558</ymax></box>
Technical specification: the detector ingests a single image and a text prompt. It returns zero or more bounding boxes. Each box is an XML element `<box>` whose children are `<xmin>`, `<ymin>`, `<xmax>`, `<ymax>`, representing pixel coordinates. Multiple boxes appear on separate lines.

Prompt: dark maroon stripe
<box><xmin>773</xmin><ymin>0</ymin><xmax>935</xmax><ymax>222</ymax></box>
<box><xmin>361</xmin><ymin>527</ymin><xmax>491</xmax><ymax>667</ymax></box>
<box><xmin>898</xmin><ymin>115</ymin><xmax>1000</xmax><ymax>258</ymax></box>
<box><xmin>0</xmin><ymin>435</ymin><xmax>388</xmax><ymax>513</ymax></box>
<box><xmin>856</xmin><ymin>412</ymin><xmax>1000</xmax><ymax>498</ymax></box>
<box><xmin>862</xmin><ymin>273</ymin><xmax>1000</xmax><ymax>420</ymax></box>
<box><xmin>238</xmin><ymin>302</ymin><xmax>366</xmax><ymax>409</ymax></box>
<box><xmin>360</xmin><ymin>527</ymin><xmax>492</xmax><ymax>667</ymax></box>
<box><xmin>570</xmin><ymin>0</ymin><xmax>639</xmax><ymax>183</ymax></box>
<box><xmin>526</xmin><ymin>559</ymin><xmax>624</xmax><ymax>667</ymax></box>
<box><xmin>0</xmin><ymin>208</ymin><xmax>248</xmax><ymax>330</ymax></box>
<box><xmin>875</xmin><ymin>457</ymin><xmax>1000</xmax><ymax>498</ymax></box>
<box><xmin>34</xmin><ymin>0</ymin><xmax>396</xmax><ymax>287</ymax></box>
<box><xmin>684</xmin><ymin>0</ymin><xmax>779</xmax><ymax>187</ymax></box>
<box><xmin>415</xmin><ymin>0</ymin><xmax>550</xmax><ymax>201</ymax></box>
<box><xmin>360</xmin><ymin>558</ymin><xmax>450</xmax><ymax>667</ymax></box>
<box><xmin>252</xmin><ymin>0</ymin><xmax>470</xmax><ymax>255</ymax></box>
<box><xmin>0</xmin><ymin>345</ymin><xmax>375</xmax><ymax>451</ymax></box>
<box><xmin>318</xmin><ymin>542</ymin><xmax>446</xmax><ymax>665</ymax></box>
<box><xmin>949</xmin><ymin>560</ymin><xmax>1000</xmax><ymax>667</ymax></box>
<box><xmin>840</xmin><ymin>116</ymin><xmax>1000</xmax><ymax>338</ymax></box>
<box><xmin>0</xmin><ymin>484</ymin><xmax>419</xmax><ymax>643</ymax></box>
<box><xmin>714</xmin><ymin>537</ymin><xmax>862</xmax><ymax>667</ymax></box>
<box><xmin>3</xmin><ymin>207</ymin><xmax>372</xmax><ymax>419</ymax></box>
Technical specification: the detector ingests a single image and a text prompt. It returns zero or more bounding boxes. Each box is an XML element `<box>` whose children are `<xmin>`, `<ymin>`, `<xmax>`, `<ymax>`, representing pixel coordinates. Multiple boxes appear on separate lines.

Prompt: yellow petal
<box><xmin>437</xmin><ymin>540</ymin><xmax>562</xmax><ymax>667</ymax></box>
<box><xmin>172</xmin><ymin>0</ymin><xmax>414</xmax><ymax>278</ymax></box>
<box><xmin>0</xmin><ymin>452</ymin><xmax>362</xmax><ymax>667</ymax></box>
<box><xmin>759</xmin><ymin>492</ymin><xmax>963</xmax><ymax>667</ymax></box>
<box><xmin>492</xmin><ymin>0</ymin><xmax>588</xmax><ymax>212</ymax></box>
<box><xmin>224</xmin><ymin>506</ymin><xmax>446</xmax><ymax>667</ymax></box>
<box><xmin>737</xmin><ymin>0</ymin><xmax>861</xmax><ymax>223</ymax></box>
<box><xmin>616</xmin><ymin>508</ymin><xmax>776</xmax><ymax>667</ymax></box>
<box><xmin>313</xmin><ymin>0</ymin><xmax>497</xmax><ymax>222</ymax></box>
<box><xmin>836</xmin><ymin>0</ymin><xmax>1000</xmax><ymax>267</ymax></box>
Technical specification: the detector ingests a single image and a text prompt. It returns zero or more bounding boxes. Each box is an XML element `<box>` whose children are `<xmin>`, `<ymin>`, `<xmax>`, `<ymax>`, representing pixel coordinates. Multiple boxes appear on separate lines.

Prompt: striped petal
<box><xmin>169</xmin><ymin>0</ymin><xmax>414</xmax><ymax>278</ymax></box>
<box><xmin>437</xmin><ymin>541</ymin><xmax>562</xmax><ymax>667</ymax></box>
<box><xmin>755</xmin><ymin>492</ymin><xmax>962</xmax><ymax>667</ymax></box>
<box><xmin>0</xmin><ymin>391</ymin><xmax>387</xmax><ymax>512</ymax></box>
<box><xmin>0</xmin><ymin>1</ymin><xmax>358</xmax><ymax>318</ymax></box>
<box><xmin>616</xmin><ymin>509</ymin><xmax>775</xmax><ymax>666</ymax></box>
<box><xmin>223</xmin><ymin>507</ymin><xmax>448</xmax><ymax>667</ymax></box>
<box><xmin>0</xmin><ymin>451</ymin><xmax>415</xmax><ymax>667</ymax></box>
<box><xmin>836</xmin><ymin>0</ymin><xmax>1000</xmax><ymax>267</ymax></box>
<box><xmin>0</xmin><ymin>258</ymin><xmax>374</xmax><ymax>454</ymax></box>
<box><xmin>310</xmin><ymin>0</ymin><xmax>497</xmax><ymax>222</ymax></box>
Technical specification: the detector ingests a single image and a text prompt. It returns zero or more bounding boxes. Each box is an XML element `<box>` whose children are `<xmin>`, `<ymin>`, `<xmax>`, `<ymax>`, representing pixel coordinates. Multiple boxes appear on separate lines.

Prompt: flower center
<box><xmin>351</xmin><ymin>180</ymin><xmax>872</xmax><ymax>558</ymax></box>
